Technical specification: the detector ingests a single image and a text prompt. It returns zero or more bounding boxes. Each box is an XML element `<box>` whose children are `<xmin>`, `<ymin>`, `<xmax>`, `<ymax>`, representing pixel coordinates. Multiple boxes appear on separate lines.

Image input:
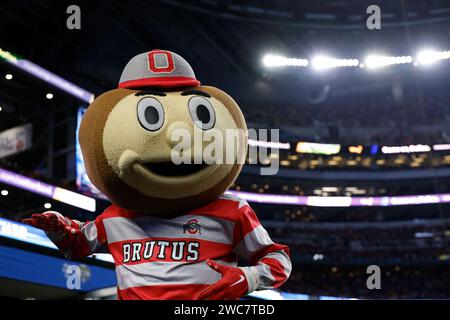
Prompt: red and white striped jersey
<box><xmin>59</xmin><ymin>194</ymin><xmax>291</xmax><ymax>300</ymax></box>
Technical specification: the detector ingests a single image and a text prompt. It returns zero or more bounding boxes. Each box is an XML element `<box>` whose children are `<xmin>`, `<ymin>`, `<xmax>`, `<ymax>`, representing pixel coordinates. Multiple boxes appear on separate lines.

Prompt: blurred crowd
<box><xmin>243</xmin><ymin>95</ymin><xmax>450</xmax><ymax>145</ymax></box>
<box><xmin>283</xmin><ymin>266</ymin><xmax>449</xmax><ymax>299</ymax></box>
<box><xmin>275</xmin><ymin>220</ymin><xmax>449</xmax><ymax>298</ymax></box>
<box><xmin>266</xmin><ymin>222</ymin><xmax>449</xmax><ymax>264</ymax></box>
<box><xmin>234</xmin><ymin>179</ymin><xmax>450</xmax><ymax>199</ymax></box>
<box><xmin>253</xmin><ymin>204</ymin><xmax>450</xmax><ymax>223</ymax></box>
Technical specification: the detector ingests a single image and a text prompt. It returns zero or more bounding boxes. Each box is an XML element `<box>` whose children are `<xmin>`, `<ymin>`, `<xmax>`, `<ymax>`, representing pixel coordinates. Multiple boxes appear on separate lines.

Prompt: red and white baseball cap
<box><xmin>118</xmin><ymin>49</ymin><xmax>201</xmax><ymax>89</ymax></box>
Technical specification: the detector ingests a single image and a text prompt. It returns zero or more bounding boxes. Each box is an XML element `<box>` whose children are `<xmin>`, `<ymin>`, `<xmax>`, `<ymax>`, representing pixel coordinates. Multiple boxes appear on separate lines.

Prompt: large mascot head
<box><xmin>79</xmin><ymin>50</ymin><xmax>247</xmax><ymax>214</ymax></box>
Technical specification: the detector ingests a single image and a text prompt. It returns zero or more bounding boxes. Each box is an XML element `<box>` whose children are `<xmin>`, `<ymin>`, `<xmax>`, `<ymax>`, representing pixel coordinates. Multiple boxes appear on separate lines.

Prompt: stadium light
<box><xmin>263</xmin><ymin>49</ymin><xmax>450</xmax><ymax>71</ymax></box>
<box><xmin>416</xmin><ymin>49</ymin><xmax>450</xmax><ymax>65</ymax></box>
<box><xmin>313</xmin><ymin>254</ymin><xmax>324</xmax><ymax>261</ymax></box>
<box><xmin>46</xmin><ymin>93</ymin><xmax>54</xmax><ymax>99</ymax></box>
<box><xmin>5</xmin><ymin>73</ymin><xmax>12</xmax><ymax>80</ymax></box>
<box><xmin>433</xmin><ymin>144</ymin><xmax>450</xmax><ymax>151</ymax></box>
<box><xmin>248</xmin><ymin>138</ymin><xmax>291</xmax><ymax>150</ymax></box>
<box><xmin>381</xmin><ymin>144</ymin><xmax>431</xmax><ymax>154</ymax></box>
<box><xmin>1</xmin><ymin>190</ymin><xmax>8</xmax><ymax>196</ymax></box>
<box><xmin>228</xmin><ymin>189</ymin><xmax>450</xmax><ymax>207</ymax></box>
<box><xmin>262</xmin><ymin>54</ymin><xmax>309</xmax><ymax>67</ymax></box>
<box><xmin>365</xmin><ymin>55</ymin><xmax>413</xmax><ymax>69</ymax></box>
<box><xmin>312</xmin><ymin>56</ymin><xmax>359</xmax><ymax>70</ymax></box>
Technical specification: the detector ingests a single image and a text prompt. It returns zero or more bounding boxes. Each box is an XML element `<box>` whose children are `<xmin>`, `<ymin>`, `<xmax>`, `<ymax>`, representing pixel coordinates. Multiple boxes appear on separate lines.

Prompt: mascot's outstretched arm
<box><xmin>23</xmin><ymin>211</ymin><xmax>105</xmax><ymax>259</ymax></box>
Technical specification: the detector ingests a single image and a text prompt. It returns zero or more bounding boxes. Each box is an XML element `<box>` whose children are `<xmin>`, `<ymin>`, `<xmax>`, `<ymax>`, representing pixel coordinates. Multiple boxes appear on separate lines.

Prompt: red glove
<box><xmin>23</xmin><ymin>212</ymin><xmax>91</xmax><ymax>259</ymax></box>
<box><xmin>22</xmin><ymin>212</ymin><xmax>80</xmax><ymax>243</ymax></box>
<box><xmin>198</xmin><ymin>259</ymin><xmax>249</xmax><ymax>300</ymax></box>
<box><xmin>22</xmin><ymin>211</ymin><xmax>79</xmax><ymax>233</ymax></box>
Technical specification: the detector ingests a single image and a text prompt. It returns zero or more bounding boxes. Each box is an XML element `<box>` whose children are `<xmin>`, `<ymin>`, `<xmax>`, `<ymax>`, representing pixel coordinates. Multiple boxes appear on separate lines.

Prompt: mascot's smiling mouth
<box><xmin>142</xmin><ymin>162</ymin><xmax>209</xmax><ymax>177</ymax></box>
<box><xmin>117</xmin><ymin>150</ymin><xmax>216</xmax><ymax>180</ymax></box>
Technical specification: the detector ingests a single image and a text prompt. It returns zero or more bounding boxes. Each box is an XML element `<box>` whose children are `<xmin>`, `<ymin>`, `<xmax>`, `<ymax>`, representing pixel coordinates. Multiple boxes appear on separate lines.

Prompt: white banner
<box><xmin>0</xmin><ymin>123</ymin><xmax>32</xmax><ymax>158</ymax></box>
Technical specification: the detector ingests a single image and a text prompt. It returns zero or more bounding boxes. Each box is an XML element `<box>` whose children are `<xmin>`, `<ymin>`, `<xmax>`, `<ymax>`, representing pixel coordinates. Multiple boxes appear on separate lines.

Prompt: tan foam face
<box><xmin>79</xmin><ymin>86</ymin><xmax>247</xmax><ymax>214</ymax></box>
<box><xmin>100</xmin><ymin>86</ymin><xmax>246</xmax><ymax>201</ymax></box>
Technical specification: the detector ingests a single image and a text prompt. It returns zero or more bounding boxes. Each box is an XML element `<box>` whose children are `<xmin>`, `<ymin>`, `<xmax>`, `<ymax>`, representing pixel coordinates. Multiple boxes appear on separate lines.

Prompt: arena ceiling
<box><xmin>2</xmin><ymin>0</ymin><xmax>450</xmax><ymax>97</ymax></box>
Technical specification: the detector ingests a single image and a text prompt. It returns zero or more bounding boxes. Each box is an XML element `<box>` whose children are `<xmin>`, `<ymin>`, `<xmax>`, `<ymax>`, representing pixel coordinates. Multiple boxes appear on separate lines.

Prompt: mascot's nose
<box><xmin>165</xmin><ymin>121</ymin><xmax>194</xmax><ymax>149</ymax></box>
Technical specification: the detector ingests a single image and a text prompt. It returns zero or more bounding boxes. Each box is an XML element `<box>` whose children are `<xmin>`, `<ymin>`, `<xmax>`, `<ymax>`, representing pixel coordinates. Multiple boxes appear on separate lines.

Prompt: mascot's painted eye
<box><xmin>188</xmin><ymin>96</ymin><xmax>215</xmax><ymax>130</ymax></box>
<box><xmin>137</xmin><ymin>97</ymin><xmax>165</xmax><ymax>131</ymax></box>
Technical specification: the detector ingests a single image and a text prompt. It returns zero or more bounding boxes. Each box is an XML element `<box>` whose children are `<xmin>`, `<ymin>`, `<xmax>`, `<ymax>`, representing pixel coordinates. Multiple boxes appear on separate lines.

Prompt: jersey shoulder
<box><xmin>96</xmin><ymin>196</ymin><xmax>251</xmax><ymax>222</ymax></box>
<box><xmin>189</xmin><ymin>193</ymin><xmax>251</xmax><ymax>222</ymax></box>
<box><xmin>219</xmin><ymin>193</ymin><xmax>249</xmax><ymax>208</ymax></box>
<box><xmin>96</xmin><ymin>204</ymin><xmax>143</xmax><ymax>221</ymax></box>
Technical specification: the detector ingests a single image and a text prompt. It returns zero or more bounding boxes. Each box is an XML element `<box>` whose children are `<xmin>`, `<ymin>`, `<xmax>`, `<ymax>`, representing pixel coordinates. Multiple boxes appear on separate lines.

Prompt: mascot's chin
<box><xmin>23</xmin><ymin>49</ymin><xmax>292</xmax><ymax>300</ymax></box>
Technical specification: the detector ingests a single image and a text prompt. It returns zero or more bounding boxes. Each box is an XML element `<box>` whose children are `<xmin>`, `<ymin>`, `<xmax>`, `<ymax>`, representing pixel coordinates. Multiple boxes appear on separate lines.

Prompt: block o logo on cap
<box><xmin>148</xmin><ymin>50</ymin><xmax>175</xmax><ymax>74</ymax></box>
<box><xmin>118</xmin><ymin>49</ymin><xmax>201</xmax><ymax>89</ymax></box>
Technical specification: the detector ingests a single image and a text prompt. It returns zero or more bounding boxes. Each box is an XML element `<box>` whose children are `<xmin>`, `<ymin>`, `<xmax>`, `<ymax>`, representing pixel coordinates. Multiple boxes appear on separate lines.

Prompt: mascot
<box><xmin>23</xmin><ymin>50</ymin><xmax>291</xmax><ymax>300</ymax></box>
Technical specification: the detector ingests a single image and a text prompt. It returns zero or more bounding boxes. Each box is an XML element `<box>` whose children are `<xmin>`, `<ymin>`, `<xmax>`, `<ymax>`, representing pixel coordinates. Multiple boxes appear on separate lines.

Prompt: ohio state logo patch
<box><xmin>183</xmin><ymin>219</ymin><xmax>201</xmax><ymax>235</ymax></box>
<box><xmin>147</xmin><ymin>50</ymin><xmax>175</xmax><ymax>74</ymax></box>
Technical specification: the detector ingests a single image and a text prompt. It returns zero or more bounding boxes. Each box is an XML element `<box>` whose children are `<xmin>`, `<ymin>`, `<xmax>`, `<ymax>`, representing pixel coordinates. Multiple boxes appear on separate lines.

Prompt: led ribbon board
<box><xmin>0</xmin><ymin>47</ymin><xmax>94</xmax><ymax>103</ymax></box>
<box><xmin>0</xmin><ymin>217</ymin><xmax>113</xmax><ymax>263</ymax></box>
<box><xmin>0</xmin><ymin>245</ymin><xmax>116</xmax><ymax>290</ymax></box>
<box><xmin>0</xmin><ymin>168</ymin><xmax>96</xmax><ymax>212</ymax></box>
<box><xmin>228</xmin><ymin>190</ymin><xmax>450</xmax><ymax>207</ymax></box>
<box><xmin>0</xmin><ymin>217</ymin><xmax>56</xmax><ymax>249</ymax></box>
<box><xmin>248</xmin><ymin>289</ymin><xmax>356</xmax><ymax>300</ymax></box>
<box><xmin>296</xmin><ymin>142</ymin><xmax>341</xmax><ymax>155</ymax></box>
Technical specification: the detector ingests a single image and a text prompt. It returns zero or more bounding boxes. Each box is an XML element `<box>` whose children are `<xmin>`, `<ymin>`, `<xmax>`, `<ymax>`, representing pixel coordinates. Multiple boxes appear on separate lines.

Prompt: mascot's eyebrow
<box><xmin>135</xmin><ymin>90</ymin><xmax>167</xmax><ymax>97</ymax></box>
<box><xmin>180</xmin><ymin>89</ymin><xmax>211</xmax><ymax>98</ymax></box>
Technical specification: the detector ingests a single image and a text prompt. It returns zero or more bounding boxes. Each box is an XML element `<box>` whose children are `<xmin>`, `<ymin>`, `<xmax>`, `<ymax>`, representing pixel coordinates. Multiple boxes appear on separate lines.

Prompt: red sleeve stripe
<box><xmin>234</xmin><ymin>225</ymin><xmax>274</xmax><ymax>261</ymax></box>
<box><xmin>233</xmin><ymin>208</ymin><xmax>262</xmax><ymax>245</ymax></box>
<box><xmin>260</xmin><ymin>257</ymin><xmax>289</xmax><ymax>288</ymax></box>
<box><xmin>242</xmin><ymin>208</ymin><xmax>261</xmax><ymax>236</ymax></box>
<box><xmin>95</xmin><ymin>217</ymin><xmax>107</xmax><ymax>245</ymax></box>
<box><xmin>56</xmin><ymin>229</ymin><xmax>92</xmax><ymax>259</ymax></box>
<box><xmin>250</xmin><ymin>243</ymin><xmax>290</xmax><ymax>265</ymax></box>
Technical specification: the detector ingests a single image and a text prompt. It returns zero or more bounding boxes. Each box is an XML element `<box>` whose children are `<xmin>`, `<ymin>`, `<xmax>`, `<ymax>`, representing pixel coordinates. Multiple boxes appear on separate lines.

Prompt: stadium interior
<box><xmin>0</xmin><ymin>0</ymin><xmax>449</xmax><ymax>299</ymax></box>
